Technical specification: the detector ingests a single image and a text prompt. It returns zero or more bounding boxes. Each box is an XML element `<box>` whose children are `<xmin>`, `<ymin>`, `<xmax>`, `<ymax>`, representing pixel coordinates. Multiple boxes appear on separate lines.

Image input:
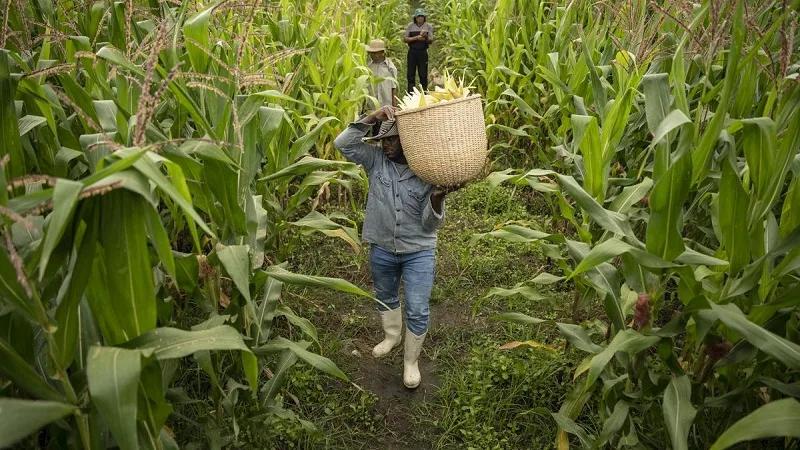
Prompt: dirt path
<box><xmin>329</xmin><ymin>300</ymin><xmax>466</xmax><ymax>448</ymax></box>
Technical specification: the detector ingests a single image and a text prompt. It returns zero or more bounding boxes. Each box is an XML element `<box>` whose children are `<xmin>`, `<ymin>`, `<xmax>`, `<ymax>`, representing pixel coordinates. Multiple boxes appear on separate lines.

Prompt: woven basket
<box><xmin>395</xmin><ymin>95</ymin><xmax>487</xmax><ymax>186</ymax></box>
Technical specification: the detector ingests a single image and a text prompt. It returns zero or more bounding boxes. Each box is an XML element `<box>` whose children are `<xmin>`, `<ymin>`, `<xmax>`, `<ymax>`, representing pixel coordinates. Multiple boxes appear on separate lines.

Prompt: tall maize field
<box><xmin>1</xmin><ymin>0</ymin><xmax>800</xmax><ymax>448</ymax></box>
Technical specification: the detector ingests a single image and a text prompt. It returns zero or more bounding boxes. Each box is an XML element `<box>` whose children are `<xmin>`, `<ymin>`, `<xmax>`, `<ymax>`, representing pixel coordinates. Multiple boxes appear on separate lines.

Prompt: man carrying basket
<box><xmin>333</xmin><ymin>105</ymin><xmax>460</xmax><ymax>389</ymax></box>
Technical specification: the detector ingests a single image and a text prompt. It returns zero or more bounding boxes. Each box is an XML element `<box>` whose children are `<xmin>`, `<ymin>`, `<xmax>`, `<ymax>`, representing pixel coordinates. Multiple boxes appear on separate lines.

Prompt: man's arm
<box><xmin>421</xmin><ymin>183</ymin><xmax>464</xmax><ymax>231</ymax></box>
<box><xmin>390</xmin><ymin>63</ymin><xmax>398</xmax><ymax>107</ymax></box>
<box><xmin>421</xmin><ymin>193</ymin><xmax>444</xmax><ymax>232</ymax></box>
<box><xmin>426</xmin><ymin>25</ymin><xmax>434</xmax><ymax>43</ymax></box>
<box><xmin>403</xmin><ymin>24</ymin><xmax>426</xmax><ymax>44</ymax></box>
<box><xmin>333</xmin><ymin>114</ymin><xmax>386</xmax><ymax>171</ymax></box>
<box><xmin>333</xmin><ymin>107</ymin><xmax>396</xmax><ymax>171</ymax></box>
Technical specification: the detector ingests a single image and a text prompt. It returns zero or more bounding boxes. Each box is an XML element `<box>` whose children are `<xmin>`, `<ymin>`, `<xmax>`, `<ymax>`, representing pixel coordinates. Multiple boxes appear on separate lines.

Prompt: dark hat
<box><xmin>363</xmin><ymin>120</ymin><xmax>399</xmax><ymax>142</ymax></box>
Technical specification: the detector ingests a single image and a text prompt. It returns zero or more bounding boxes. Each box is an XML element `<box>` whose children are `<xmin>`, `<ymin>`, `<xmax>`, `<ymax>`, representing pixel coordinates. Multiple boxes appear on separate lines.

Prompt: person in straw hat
<box><xmin>365</xmin><ymin>39</ymin><xmax>398</xmax><ymax>136</ymax></box>
<box><xmin>333</xmin><ymin>105</ymin><xmax>461</xmax><ymax>389</ymax></box>
<box><xmin>403</xmin><ymin>8</ymin><xmax>434</xmax><ymax>93</ymax></box>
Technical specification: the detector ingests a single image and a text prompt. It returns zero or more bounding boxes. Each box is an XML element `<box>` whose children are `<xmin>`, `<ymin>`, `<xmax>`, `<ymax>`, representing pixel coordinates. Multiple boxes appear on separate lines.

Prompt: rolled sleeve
<box><xmin>333</xmin><ymin>121</ymin><xmax>379</xmax><ymax>172</ymax></box>
<box><xmin>421</xmin><ymin>196</ymin><xmax>444</xmax><ymax>232</ymax></box>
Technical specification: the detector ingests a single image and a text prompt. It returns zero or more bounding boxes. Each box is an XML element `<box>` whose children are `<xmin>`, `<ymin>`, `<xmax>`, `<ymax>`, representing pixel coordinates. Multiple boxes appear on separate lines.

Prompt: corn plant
<box><xmin>0</xmin><ymin>0</ymin><xmax>385</xmax><ymax>447</ymax></box>
<box><xmin>467</xmin><ymin>0</ymin><xmax>800</xmax><ymax>448</ymax></box>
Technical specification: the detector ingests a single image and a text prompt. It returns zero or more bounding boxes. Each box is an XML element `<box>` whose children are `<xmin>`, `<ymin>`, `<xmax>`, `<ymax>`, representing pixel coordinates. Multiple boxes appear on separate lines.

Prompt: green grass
<box><xmin>265</xmin><ymin>180</ymin><xmax>586</xmax><ymax>448</ymax></box>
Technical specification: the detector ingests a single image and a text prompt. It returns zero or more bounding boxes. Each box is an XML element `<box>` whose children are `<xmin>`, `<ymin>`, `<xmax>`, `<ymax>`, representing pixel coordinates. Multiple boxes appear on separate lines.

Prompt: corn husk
<box><xmin>398</xmin><ymin>69</ymin><xmax>473</xmax><ymax>110</ymax></box>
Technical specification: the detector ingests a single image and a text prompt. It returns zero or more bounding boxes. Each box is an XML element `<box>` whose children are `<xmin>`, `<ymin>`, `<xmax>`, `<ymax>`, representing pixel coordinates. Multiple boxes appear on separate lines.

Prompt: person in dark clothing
<box><xmin>403</xmin><ymin>8</ymin><xmax>434</xmax><ymax>94</ymax></box>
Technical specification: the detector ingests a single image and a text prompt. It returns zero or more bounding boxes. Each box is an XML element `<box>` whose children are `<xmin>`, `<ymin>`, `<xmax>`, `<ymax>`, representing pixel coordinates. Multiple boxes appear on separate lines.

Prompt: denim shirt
<box><xmin>333</xmin><ymin>121</ymin><xmax>445</xmax><ymax>254</ymax></box>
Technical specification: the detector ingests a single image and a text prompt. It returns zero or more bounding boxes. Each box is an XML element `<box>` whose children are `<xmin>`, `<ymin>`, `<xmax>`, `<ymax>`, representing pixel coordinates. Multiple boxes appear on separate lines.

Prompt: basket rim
<box><xmin>395</xmin><ymin>94</ymin><xmax>483</xmax><ymax>117</ymax></box>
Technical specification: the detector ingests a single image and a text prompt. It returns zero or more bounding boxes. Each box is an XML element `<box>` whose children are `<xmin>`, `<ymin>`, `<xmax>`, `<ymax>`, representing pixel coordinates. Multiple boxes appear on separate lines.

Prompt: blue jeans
<box><xmin>370</xmin><ymin>245</ymin><xmax>435</xmax><ymax>335</ymax></box>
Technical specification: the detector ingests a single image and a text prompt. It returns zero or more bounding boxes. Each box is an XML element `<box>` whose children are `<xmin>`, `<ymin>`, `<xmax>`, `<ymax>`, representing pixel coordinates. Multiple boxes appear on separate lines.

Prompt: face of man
<box><xmin>381</xmin><ymin>135</ymin><xmax>403</xmax><ymax>161</ymax></box>
<box><xmin>415</xmin><ymin>15</ymin><xmax>425</xmax><ymax>26</ymax></box>
<box><xmin>369</xmin><ymin>51</ymin><xmax>385</xmax><ymax>62</ymax></box>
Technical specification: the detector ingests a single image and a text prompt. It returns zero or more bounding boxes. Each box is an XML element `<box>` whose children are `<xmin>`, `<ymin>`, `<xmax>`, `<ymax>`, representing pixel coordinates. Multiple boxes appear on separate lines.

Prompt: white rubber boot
<box><xmin>372</xmin><ymin>307</ymin><xmax>403</xmax><ymax>357</ymax></box>
<box><xmin>403</xmin><ymin>328</ymin><xmax>427</xmax><ymax>388</ymax></box>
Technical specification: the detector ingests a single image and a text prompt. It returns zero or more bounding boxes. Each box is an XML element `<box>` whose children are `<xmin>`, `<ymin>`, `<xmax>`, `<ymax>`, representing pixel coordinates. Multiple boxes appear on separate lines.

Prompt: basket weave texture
<box><xmin>395</xmin><ymin>95</ymin><xmax>487</xmax><ymax>186</ymax></box>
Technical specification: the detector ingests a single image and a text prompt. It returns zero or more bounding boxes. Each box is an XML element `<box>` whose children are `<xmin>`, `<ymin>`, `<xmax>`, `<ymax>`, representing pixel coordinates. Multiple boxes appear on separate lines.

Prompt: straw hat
<box><xmin>362</xmin><ymin>120</ymin><xmax>399</xmax><ymax>142</ymax></box>
<box><xmin>365</xmin><ymin>39</ymin><xmax>387</xmax><ymax>53</ymax></box>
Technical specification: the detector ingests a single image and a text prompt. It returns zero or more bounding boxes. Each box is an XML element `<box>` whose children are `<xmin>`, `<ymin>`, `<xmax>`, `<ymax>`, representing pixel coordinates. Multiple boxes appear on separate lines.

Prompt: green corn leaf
<box><xmin>710</xmin><ymin>302</ymin><xmax>800</xmax><ymax>370</ymax></box>
<box><xmin>181</xmin><ymin>140</ymin><xmax>238</xmax><ymax>166</ymax></box>
<box><xmin>255</xmin><ymin>337</ymin><xmax>347</xmax><ymax>381</ymax></box>
<box><xmin>216</xmin><ymin>244</ymin><xmax>253</xmax><ymax>305</ymax></box>
<box><xmin>260</xmin><ymin>156</ymin><xmax>355</xmax><ymax>182</ymax></box>
<box><xmin>0</xmin><ymin>399</ymin><xmax>77</xmax><ymax>448</ymax></box>
<box><xmin>596</xmin><ymin>400</ymin><xmax>630</xmax><ymax>447</ymax></box>
<box><xmin>173</xmin><ymin>252</ymin><xmax>199</xmax><ymax>293</ymax></box>
<box><xmin>556</xmin><ymin>174</ymin><xmax>636</xmax><ymax>239</ymax></box>
<box><xmin>718</xmin><ymin>160</ymin><xmax>750</xmax><ymax>275</ymax></box>
<box><xmin>531</xmin><ymin>272</ymin><xmax>565</xmax><ymax>285</ymax></box>
<box><xmin>132</xmin><ymin>154</ymin><xmax>214</xmax><ymax>239</ymax></box>
<box><xmin>567</xmin><ymin>240</ymin><xmax>626</xmax><ymax>332</ymax></box>
<box><xmin>650</xmin><ymin>110</ymin><xmax>693</xmax><ymax>180</ymax></box>
<box><xmin>144</xmin><ymin>206</ymin><xmax>177</xmax><ymax>286</ymax></box>
<box><xmin>54</xmin><ymin>210</ymin><xmax>98</xmax><ymax>368</ymax></box>
<box><xmin>246</xmin><ymin>194</ymin><xmax>267</xmax><ymax>268</ymax></box>
<box><xmin>289</xmin><ymin>117</ymin><xmax>338</xmax><ymax>162</ymax></box>
<box><xmin>646</xmin><ymin>151</ymin><xmax>691</xmax><ymax>260</ymax></box>
<box><xmin>183</xmin><ymin>3</ymin><xmax>217</xmax><ymax>73</ymax></box>
<box><xmin>740</xmin><ymin>118</ymin><xmax>777</xmax><ymax>204</ymax></box>
<box><xmin>600</xmin><ymin>88</ymin><xmax>634</xmax><ymax>164</ymax></box>
<box><xmin>255</xmin><ymin>271</ymin><xmax>284</xmax><ymax>344</ymax></box>
<box><xmin>568</xmin><ymin>238</ymin><xmax>672</xmax><ymax>280</ymax></box>
<box><xmin>752</xmin><ymin>107</ymin><xmax>800</xmax><ymax>228</ymax></box>
<box><xmin>264</xmin><ymin>265</ymin><xmax>374</xmax><ymax>299</ymax></box>
<box><xmin>120</xmin><ymin>325</ymin><xmax>251</xmax><ymax>359</ymax></box>
<box><xmin>581</xmin><ymin>39</ymin><xmax>607</xmax><ymax>112</ymax></box>
<box><xmin>586</xmin><ymin>329</ymin><xmax>660</xmax><ymax>388</ymax></box>
<box><xmin>552</xmin><ymin>412</ymin><xmax>596</xmax><ymax>448</ymax></box>
<box><xmin>472</xmin><ymin>223</ymin><xmax>564</xmax><ymax>245</ymax></box>
<box><xmin>18</xmin><ymin>115</ymin><xmax>47</xmax><ymax>136</ymax></box>
<box><xmin>675</xmin><ymin>248</ymin><xmax>729</xmax><ymax>267</ymax></box>
<box><xmin>1</xmin><ymin>50</ymin><xmax>25</xmax><ymax>178</ymax></box>
<box><xmin>203</xmin><ymin>159</ymin><xmax>247</xmax><ymax>235</ymax></box>
<box><xmin>609</xmin><ymin>177</ymin><xmax>652</xmax><ymax>214</ymax></box>
<box><xmin>492</xmin><ymin>312</ymin><xmax>548</xmax><ymax>326</ymax></box>
<box><xmin>572</xmin><ymin>115</ymin><xmax>605</xmax><ymax>201</ymax></box>
<box><xmin>0</xmin><ymin>246</ymin><xmax>42</xmax><ymax>322</ymax></box>
<box><xmin>710</xmin><ymin>398</ymin><xmax>800</xmax><ymax>450</ymax></box>
<box><xmin>663</xmin><ymin>375</ymin><xmax>697</xmax><ymax>450</ymax></box>
<box><xmin>692</xmin><ymin>1</ymin><xmax>744</xmax><ymax>185</ymax></box>
<box><xmin>38</xmin><ymin>179</ymin><xmax>83</xmax><ymax>280</ymax></box>
<box><xmin>0</xmin><ymin>336</ymin><xmax>64</xmax><ymax>402</ymax></box>
<box><xmin>484</xmin><ymin>283</ymin><xmax>546</xmax><ymax>301</ymax></box>
<box><xmin>87</xmin><ymin>346</ymin><xmax>145</xmax><ymax>450</ymax></box>
<box><xmin>780</xmin><ymin>176</ymin><xmax>800</xmax><ymax>240</ymax></box>
<box><xmin>96</xmin><ymin>190</ymin><xmax>157</xmax><ymax>344</ymax></box>
<box><xmin>242</xmin><ymin>351</ymin><xmax>259</xmax><ymax>398</ymax></box>
<box><xmin>555</xmin><ymin>323</ymin><xmax>603</xmax><ymax>354</ymax></box>
<box><xmin>261</xmin><ymin>349</ymin><xmax>299</xmax><ymax>404</ymax></box>
<box><xmin>276</xmin><ymin>305</ymin><xmax>319</xmax><ymax>345</ymax></box>
<box><xmin>642</xmin><ymin>74</ymin><xmax>671</xmax><ymax>139</ymax></box>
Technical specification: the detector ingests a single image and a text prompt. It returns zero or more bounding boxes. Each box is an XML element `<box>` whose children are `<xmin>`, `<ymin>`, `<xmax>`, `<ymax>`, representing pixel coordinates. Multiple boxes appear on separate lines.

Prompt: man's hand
<box><xmin>430</xmin><ymin>183</ymin><xmax>466</xmax><ymax>215</ymax></box>
<box><xmin>431</xmin><ymin>184</ymin><xmax>464</xmax><ymax>197</ymax></box>
<box><xmin>360</xmin><ymin>105</ymin><xmax>396</xmax><ymax>125</ymax></box>
<box><xmin>374</xmin><ymin>105</ymin><xmax>396</xmax><ymax>121</ymax></box>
